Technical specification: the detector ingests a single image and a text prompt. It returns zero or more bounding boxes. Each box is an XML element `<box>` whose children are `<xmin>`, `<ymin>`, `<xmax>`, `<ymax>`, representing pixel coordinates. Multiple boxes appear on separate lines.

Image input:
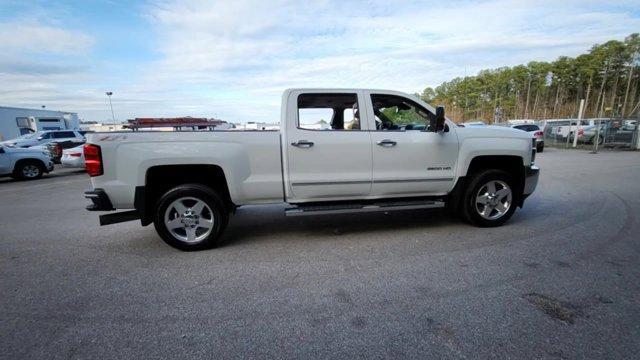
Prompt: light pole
<box><xmin>106</xmin><ymin>91</ymin><xmax>116</xmax><ymax>126</ymax></box>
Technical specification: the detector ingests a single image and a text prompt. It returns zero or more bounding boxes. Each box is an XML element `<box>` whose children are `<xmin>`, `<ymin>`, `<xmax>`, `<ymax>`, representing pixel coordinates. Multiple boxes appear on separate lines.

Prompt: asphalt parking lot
<box><xmin>1</xmin><ymin>149</ymin><xmax>639</xmax><ymax>359</ymax></box>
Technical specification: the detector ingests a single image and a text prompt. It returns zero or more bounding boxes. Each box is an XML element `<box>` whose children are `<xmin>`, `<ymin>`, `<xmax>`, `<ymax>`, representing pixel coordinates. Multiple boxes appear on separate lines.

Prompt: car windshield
<box><xmin>14</xmin><ymin>132</ymin><xmax>40</xmax><ymax>140</ymax></box>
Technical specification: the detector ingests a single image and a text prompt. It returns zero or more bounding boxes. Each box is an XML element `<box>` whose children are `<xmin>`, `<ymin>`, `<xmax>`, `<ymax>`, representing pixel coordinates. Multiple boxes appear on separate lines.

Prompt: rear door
<box><xmin>364</xmin><ymin>91</ymin><xmax>459</xmax><ymax>197</ymax></box>
<box><xmin>284</xmin><ymin>90</ymin><xmax>373</xmax><ymax>201</ymax></box>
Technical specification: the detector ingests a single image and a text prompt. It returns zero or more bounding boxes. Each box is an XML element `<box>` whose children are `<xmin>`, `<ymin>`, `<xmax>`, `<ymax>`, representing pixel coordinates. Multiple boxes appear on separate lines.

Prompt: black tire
<box><xmin>461</xmin><ymin>169</ymin><xmax>517</xmax><ymax>227</ymax></box>
<box><xmin>536</xmin><ymin>143</ymin><xmax>544</xmax><ymax>153</ymax></box>
<box><xmin>14</xmin><ymin>160</ymin><xmax>44</xmax><ymax>180</ymax></box>
<box><xmin>153</xmin><ymin>184</ymin><xmax>229</xmax><ymax>251</ymax></box>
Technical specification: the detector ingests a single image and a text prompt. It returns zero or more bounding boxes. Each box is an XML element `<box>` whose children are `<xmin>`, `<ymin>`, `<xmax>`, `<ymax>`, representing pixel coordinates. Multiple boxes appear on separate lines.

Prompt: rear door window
<box><xmin>297</xmin><ymin>93</ymin><xmax>360</xmax><ymax>131</ymax></box>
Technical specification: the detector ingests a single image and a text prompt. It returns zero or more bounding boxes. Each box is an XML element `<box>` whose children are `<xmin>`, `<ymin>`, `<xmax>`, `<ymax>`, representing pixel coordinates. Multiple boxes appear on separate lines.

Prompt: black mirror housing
<box><xmin>433</xmin><ymin>106</ymin><xmax>445</xmax><ymax>132</ymax></box>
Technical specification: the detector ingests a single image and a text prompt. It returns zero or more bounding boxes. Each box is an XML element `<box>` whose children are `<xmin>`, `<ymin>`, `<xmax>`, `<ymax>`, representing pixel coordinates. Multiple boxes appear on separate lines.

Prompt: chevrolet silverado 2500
<box><xmin>84</xmin><ymin>89</ymin><xmax>539</xmax><ymax>250</ymax></box>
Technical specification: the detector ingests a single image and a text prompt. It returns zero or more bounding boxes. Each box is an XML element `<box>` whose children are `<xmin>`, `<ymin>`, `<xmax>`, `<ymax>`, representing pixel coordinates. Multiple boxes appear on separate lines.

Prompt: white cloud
<box><xmin>0</xmin><ymin>21</ymin><xmax>93</xmax><ymax>54</ymax></box>
<box><xmin>135</xmin><ymin>0</ymin><xmax>639</xmax><ymax>122</ymax></box>
<box><xmin>1</xmin><ymin>0</ymin><xmax>638</xmax><ymax>123</ymax></box>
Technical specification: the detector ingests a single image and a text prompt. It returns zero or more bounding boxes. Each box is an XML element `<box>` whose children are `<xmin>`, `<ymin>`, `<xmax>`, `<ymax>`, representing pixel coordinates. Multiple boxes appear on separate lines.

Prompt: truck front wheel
<box><xmin>153</xmin><ymin>184</ymin><xmax>229</xmax><ymax>250</ymax></box>
<box><xmin>461</xmin><ymin>169</ymin><xmax>517</xmax><ymax>227</ymax></box>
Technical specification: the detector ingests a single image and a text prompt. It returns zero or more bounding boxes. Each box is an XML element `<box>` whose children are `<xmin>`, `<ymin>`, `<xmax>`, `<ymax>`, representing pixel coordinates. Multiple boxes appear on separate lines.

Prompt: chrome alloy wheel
<box><xmin>164</xmin><ymin>197</ymin><xmax>215</xmax><ymax>243</ymax></box>
<box><xmin>475</xmin><ymin>180</ymin><xmax>512</xmax><ymax>220</ymax></box>
<box><xmin>22</xmin><ymin>164</ymin><xmax>40</xmax><ymax>178</ymax></box>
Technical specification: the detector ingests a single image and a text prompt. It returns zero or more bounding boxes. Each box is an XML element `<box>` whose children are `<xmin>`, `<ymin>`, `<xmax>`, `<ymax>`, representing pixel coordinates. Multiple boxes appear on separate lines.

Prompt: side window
<box><xmin>297</xmin><ymin>93</ymin><xmax>360</xmax><ymax>130</ymax></box>
<box><xmin>370</xmin><ymin>94</ymin><xmax>433</xmax><ymax>131</ymax></box>
<box><xmin>54</xmin><ymin>131</ymin><xmax>75</xmax><ymax>138</ymax></box>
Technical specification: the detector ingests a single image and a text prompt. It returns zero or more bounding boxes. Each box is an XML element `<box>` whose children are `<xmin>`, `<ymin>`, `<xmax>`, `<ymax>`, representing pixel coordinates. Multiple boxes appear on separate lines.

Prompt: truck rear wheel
<box><xmin>153</xmin><ymin>184</ymin><xmax>229</xmax><ymax>251</ymax></box>
<box><xmin>461</xmin><ymin>169</ymin><xmax>517</xmax><ymax>227</ymax></box>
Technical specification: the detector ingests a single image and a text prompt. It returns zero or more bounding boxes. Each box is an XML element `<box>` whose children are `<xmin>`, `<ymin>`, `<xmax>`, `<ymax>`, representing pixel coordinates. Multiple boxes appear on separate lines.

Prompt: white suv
<box><xmin>2</xmin><ymin>130</ymin><xmax>85</xmax><ymax>148</ymax></box>
<box><xmin>0</xmin><ymin>145</ymin><xmax>54</xmax><ymax>180</ymax></box>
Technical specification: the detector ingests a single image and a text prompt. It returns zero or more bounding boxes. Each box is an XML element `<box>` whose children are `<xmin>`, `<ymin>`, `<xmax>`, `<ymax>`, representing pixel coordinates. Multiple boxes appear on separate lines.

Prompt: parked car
<box><xmin>511</xmin><ymin>124</ymin><xmax>544</xmax><ymax>152</ymax></box>
<box><xmin>84</xmin><ymin>88</ymin><xmax>539</xmax><ymax>251</ymax></box>
<box><xmin>61</xmin><ymin>145</ymin><xmax>85</xmax><ymax>168</ymax></box>
<box><xmin>2</xmin><ymin>130</ymin><xmax>85</xmax><ymax>148</ymax></box>
<box><xmin>47</xmin><ymin>142</ymin><xmax>63</xmax><ymax>163</ymax></box>
<box><xmin>571</xmin><ymin>123</ymin><xmax>606</xmax><ymax>145</ymax></box>
<box><xmin>0</xmin><ymin>144</ymin><xmax>54</xmax><ymax>180</ymax></box>
<box><xmin>47</xmin><ymin>140</ymin><xmax>86</xmax><ymax>164</ymax></box>
<box><xmin>570</xmin><ymin>121</ymin><xmax>635</xmax><ymax>145</ymax></box>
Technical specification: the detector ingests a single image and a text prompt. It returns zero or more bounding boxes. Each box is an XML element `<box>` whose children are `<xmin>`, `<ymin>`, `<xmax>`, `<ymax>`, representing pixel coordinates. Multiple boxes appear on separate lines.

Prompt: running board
<box><xmin>285</xmin><ymin>199</ymin><xmax>445</xmax><ymax>217</ymax></box>
<box><xmin>99</xmin><ymin>210</ymin><xmax>140</xmax><ymax>226</ymax></box>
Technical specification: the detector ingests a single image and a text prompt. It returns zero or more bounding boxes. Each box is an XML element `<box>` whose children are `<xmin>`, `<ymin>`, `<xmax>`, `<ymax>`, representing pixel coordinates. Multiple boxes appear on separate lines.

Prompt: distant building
<box><xmin>0</xmin><ymin>106</ymin><xmax>79</xmax><ymax>141</ymax></box>
<box><xmin>80</xmin><ymin>123</ymin><xmax>127</xmax><ymax>132</ymax></box>
<box><xmin>237</xmin><ymin>122</ymin><xmax>280</xmax><ymax>130</ymax></box>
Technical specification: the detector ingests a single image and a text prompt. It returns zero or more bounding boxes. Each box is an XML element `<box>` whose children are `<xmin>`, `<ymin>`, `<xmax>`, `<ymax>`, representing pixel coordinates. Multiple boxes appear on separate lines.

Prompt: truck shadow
<box><xmin>222</xmin><ymin>205</ymin><xmax>461</xmax><ymax>247</ymax></box>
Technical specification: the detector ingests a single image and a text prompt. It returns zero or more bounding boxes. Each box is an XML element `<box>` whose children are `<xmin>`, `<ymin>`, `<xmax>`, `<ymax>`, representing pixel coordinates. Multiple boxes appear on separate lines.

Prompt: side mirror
<box><xmin>434</xmin><ymin>106</ymin><xmax>445</xmax><ymax>132</ymax></box>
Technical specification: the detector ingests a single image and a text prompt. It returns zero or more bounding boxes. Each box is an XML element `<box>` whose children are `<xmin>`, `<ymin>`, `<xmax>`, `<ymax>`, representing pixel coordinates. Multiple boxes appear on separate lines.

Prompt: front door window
<box><xmin>371</xmin><ymin>94</ymin><xmax>434</xmax><ymax>131</ymax></box>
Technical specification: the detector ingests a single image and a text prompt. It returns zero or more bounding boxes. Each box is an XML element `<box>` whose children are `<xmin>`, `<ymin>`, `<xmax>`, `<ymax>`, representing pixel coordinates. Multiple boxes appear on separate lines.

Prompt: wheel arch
<box><xmin>138</xmin><ymin>164</ymin><xmax>233</xmax><ymax>226</ymax></box>
<box><xmin>450</xmin><ymin>155</ymin><xmax>526</xmax><ymax>211</ymax></box>
<box><xmin>13</xmin><ymin>158</ymin><xmax>46</xmax><ymax>173</ymax></box>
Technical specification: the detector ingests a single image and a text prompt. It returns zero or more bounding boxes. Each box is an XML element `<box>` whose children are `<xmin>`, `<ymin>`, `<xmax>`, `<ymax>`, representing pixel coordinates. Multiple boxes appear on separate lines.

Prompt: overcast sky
<box><xmin>1</xmin><ymin>0</ymin><xmax>639</xmax><ymax>123</ymax></box>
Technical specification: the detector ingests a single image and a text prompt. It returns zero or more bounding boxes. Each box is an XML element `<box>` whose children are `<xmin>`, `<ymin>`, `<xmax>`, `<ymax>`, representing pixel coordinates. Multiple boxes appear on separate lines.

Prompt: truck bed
<box><xmin>87</xmin><ymin>130</ymin><xmax>284</xmax><ymax>208</ymax></box>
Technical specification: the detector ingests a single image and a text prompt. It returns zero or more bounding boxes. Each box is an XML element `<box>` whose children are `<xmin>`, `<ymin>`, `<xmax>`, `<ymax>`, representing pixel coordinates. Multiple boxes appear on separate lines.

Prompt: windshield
<box><xmin>13</xmin><ymin>132</ymin><xmax>40</xmax><ymax>140</ymax></box>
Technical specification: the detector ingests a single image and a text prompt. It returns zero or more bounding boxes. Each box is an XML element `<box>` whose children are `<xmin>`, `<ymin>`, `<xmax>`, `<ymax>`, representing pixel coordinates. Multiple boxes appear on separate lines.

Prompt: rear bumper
<box><xmin>523</xmin><ymin>165</ymin><xmax>540</xmax><ymax>195</ymax></box>
<box><xmin>84</xmin><ymin>189</ymin><xmax>115</xmax><ymax>211</ymax></box>
<box><xmin>62</xmin><ymin>157</ymin><xmax>84</xmax><ymax>168</ymax></box>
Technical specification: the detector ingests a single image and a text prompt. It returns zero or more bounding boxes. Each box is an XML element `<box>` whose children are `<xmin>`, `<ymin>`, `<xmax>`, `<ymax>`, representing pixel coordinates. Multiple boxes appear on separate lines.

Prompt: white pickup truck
<box><xmin>84</xmin><ymin>89</ymin><xmax>539</xmax><ymax>250</ymax></box>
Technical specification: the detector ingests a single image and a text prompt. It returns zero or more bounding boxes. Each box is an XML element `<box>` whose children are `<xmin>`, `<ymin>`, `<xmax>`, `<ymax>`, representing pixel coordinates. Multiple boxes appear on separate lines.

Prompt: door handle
<box><xmin>377</xmin><ymin>139</ymin><xmax>397</xmax><ymax>147</ymax></box>
<box><xmin>291</xmin><ymin>140</ymin><xmax>314</xmax><ymax>148</ymax></box>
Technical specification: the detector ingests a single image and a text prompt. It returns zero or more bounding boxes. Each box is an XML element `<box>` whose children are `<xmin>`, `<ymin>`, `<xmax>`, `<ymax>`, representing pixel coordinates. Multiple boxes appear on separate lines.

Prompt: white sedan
<box><xmin>61</xmin><ymin>145</ymin><xmax>85</xmax><ymax>168</ymax></box>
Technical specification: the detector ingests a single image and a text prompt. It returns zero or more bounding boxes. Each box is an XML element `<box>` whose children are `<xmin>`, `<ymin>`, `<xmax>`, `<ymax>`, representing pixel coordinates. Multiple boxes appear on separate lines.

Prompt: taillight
<box><xmin>578</xmin><ymin>129</ymin><xmax>584</xmax><ymax>136</ymax></box>
<box><xmin>84</xmin><ymin>144</ymin><xmax>103</xmax><ymax>176</ymax></box>
<box><xmin>534</xmin><ymin>131</ymin><xmax>543</xmax><ymax>137</ymax></box>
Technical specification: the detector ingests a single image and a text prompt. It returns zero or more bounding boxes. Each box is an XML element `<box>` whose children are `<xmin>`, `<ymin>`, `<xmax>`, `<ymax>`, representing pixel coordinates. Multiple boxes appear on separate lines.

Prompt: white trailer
<box><xmin>0</xmin><ymin>106</ymin><xmax>79</xmax><ymax>141</ymax></box>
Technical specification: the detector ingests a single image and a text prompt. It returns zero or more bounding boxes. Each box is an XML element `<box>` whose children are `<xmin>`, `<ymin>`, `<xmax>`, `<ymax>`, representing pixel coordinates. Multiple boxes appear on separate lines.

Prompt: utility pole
<box><xmin>106</xmin><ymin>91</ymin><xmax>116</xmax><ymax>126</ymax></box>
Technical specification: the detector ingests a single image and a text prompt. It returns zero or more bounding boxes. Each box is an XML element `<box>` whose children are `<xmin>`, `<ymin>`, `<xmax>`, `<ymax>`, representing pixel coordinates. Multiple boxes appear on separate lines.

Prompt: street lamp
<box><xmin>105</xmin><ymin>91</ymin><xmax>116</xmax><ymax>126</ymax></box>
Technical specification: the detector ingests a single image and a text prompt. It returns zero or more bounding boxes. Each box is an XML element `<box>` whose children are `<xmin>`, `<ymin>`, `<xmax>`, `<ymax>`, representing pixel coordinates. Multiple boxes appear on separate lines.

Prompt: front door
<box><xmin>365</xmin><ymin>92</ymin><xmax>459</xmax><ymax>197</ymax></box>
<box><xmin>284</xmin><ymin>91</ymin><xmax>373</xmax><ymax>201</ymax></box>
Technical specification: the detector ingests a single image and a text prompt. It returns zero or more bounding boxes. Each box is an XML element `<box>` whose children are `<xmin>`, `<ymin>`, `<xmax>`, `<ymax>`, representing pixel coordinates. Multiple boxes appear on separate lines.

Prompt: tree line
<box><xmin>420</xmin><ymin>33</ymin><xmax>640</xmax><ymax>123</ymax></box>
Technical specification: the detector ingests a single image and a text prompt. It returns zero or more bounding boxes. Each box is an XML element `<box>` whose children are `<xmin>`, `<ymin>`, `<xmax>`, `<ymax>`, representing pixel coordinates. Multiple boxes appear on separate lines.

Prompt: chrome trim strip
<box><xmin>373</xmin><ymin>178</ymin><xmax>453</xmax><ymax>183</ymax></box>
<box><xmin>291</xmin><ymin>177</ymin><xmax>454</xmax><ymax>186</ymax></box>
<box><xmin>292</xmin><ymin>180</ymin><xmax>371</xmax><ymax>186</ymax></box>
